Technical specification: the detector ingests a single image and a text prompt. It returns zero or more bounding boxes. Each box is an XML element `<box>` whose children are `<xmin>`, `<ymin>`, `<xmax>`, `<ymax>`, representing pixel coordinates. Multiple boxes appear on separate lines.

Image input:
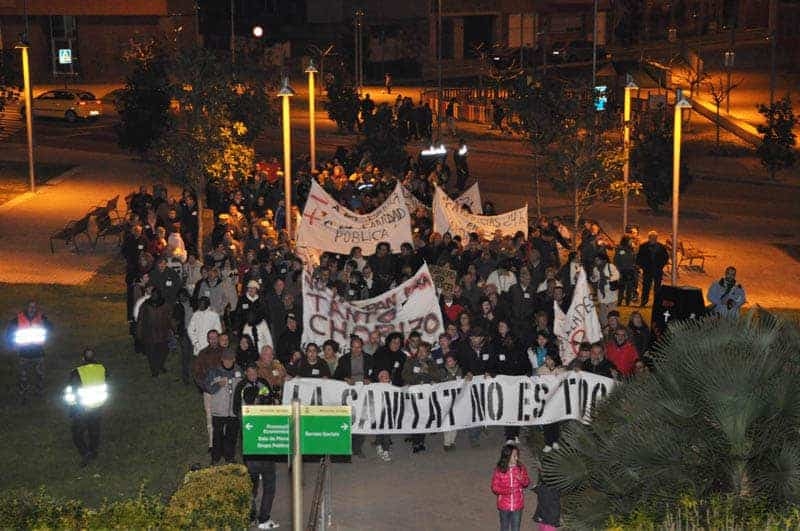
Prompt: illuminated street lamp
<box><xmin>305</xmin><ymin>59</ymin><xmax>318</xmax><ymax>171</ymax></box>
<box><xmin>15</xmin><ymin>40</ymin><xmax>35</xmax><ymax>192</ymax></box>
<box><xmin>622</xmin><ymin>75</ymin><xmax>637</xmax><ymax>232</ymax></box>
<box><xmin>671</xmin><ymin>89</ymin><xmax>692</xmax><ymax>286</ymax></box>
<box><xmin>252</xmin><ymin>25</ymin><xmax>264</xmax><ymax>38</ymax></box>
<box><xmin>278</xmin><ymin>77</ymin><xmax>295</xmax><ymax>239</ymax></box>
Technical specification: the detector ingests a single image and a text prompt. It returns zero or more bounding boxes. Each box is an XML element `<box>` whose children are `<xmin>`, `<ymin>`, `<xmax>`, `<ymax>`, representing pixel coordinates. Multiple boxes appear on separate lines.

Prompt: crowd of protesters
<box><xmin>117</xmin><ymin>100</ymin><xmax>746</xmax><ymax>528</ymax></box>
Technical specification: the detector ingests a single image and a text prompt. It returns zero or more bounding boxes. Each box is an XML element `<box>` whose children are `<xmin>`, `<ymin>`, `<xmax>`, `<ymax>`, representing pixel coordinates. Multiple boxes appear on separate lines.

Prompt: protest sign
<box><xmin>553</xmin><ymin>269</ymin><xmax>603</xmax><ymax>366</ymax></box>
<box><xmin>429</xmin><ymin>264</ymin><xmax>457</xmax><ymax>295</ymax></box>
<box><xmin>453</xmin><ymin>182</ymin><xmax>482</xmax><ymax>214</ymax></box>
<box><xmin>302</xmin><ymin>263</ymin><xmax>445</xmax><ymax>346</ymax></box>
<box><xmin>283</xmin><ymin>372</ymin><xmax>615</xmax><ymax>434</ymax></box>
<box><xmin>432</xmin><ymin>185</ymin><xmax>527</xmax><ymax>241</ymax></box>
<box><xmin>297</xmin><ymin>180</ymin><xmax>413</xmax><ymax>256</ymax></box>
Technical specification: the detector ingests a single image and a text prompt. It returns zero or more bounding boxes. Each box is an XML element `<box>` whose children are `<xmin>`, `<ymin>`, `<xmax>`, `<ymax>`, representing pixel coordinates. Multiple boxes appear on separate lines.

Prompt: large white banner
<box><xmin>553</xmin><ymin>269</ymin><xmax>603</xmax><ymax>366</ymax></box>
<box><xmin>453</xmin><ymin>182</ymin><xmax>483</xmax><ymax>214</ymax></box>
<box><xmin>302</xmin><ymin>263</ymin><xmax>445</xmax><ymax>346</ymax></box>
<box><xmin>432</xmin><ymin>186</ymin><xmax>527</xmax><ymax>241</ymax></box>
<box><xmin>283</xmin><ymin>372</ymin><xmax>615</xmax><ymax>434</ymax></box>
<box><xmin>297</xmin><ymin>180</ymin><xmax>413</xmax><ymax>256</ymax></box>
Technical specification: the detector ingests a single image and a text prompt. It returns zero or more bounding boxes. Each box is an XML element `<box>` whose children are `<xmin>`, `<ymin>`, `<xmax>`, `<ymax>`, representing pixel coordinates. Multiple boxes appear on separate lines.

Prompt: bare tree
<box><xmin>706</xmin><ymin>75</ymin><xmax>742</xmax><ymax>150</ymax></box>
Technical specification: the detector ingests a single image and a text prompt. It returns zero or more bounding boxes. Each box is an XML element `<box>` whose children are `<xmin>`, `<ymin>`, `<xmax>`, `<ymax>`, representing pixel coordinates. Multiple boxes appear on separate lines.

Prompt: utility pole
<box><xmin>437</xmin><ymin>0</ymin><xmax>443</xmax><ymax>140</ymax></box>
<box><xmin>768</xmin><ymin>0</ymin><xmax>777</xmax><ymax>106</ymax></box>
<box><xmin>725</xmin><ymin>1</ymin><xmax>736</xmax><ymax>114</ymax></box>
<box><xmin>229</xmin><ymin>0</ymin><xmax>235</xmax><ymax>64</ymax></box>
<box><xmin>591</xmin><ymin>0</ymin><xmax>598</xmax><ymax>89</ymax></box>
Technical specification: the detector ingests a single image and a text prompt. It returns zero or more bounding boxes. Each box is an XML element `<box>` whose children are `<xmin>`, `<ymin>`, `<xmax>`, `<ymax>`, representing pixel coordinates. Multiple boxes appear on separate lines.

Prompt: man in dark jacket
<box><xmin>276</xmin><ymin>313</ymin><xmax>301</xmax><ymax>366</ymax></box>
<box><xmin>507</xmin><ymin>267</ymin><xmax>537</xmax><ymax>339</ymax></box>
<box><xmin>455</xmin><ymin>327</ymin><xmax>496</xmax><ymax>448</ymax></box>
<box><xmin>582</xmin><ymin>342</ymin><xmax>618</xmax><ymax>379</ymax></box>
<box><xmin>635</xmin><ymin>231</ymin><xmax>669</xmax><ymax>307</ymax></box>
<box><xmin>149</xmin><ymin>256</ymin><xmax>182</xmax><ymax>306</ymax></box>
<box><xmin>233</xmin><ymin>363</ymin><xmax>280</xmax><ymax>529</ymax></box>
<box><xmin>371</xmin><ymin>332</ymin><xmax>406</xmax><ymax>386</ymax></box>
<box><xmin>366</xmin><ymin>242</ymin><xmax>397</xmax><ymax>294</ymax></box>
<box><xmin>333</xmin><ymin>335</ymin><xmax>375</xmax><ymax>457</ymax></box>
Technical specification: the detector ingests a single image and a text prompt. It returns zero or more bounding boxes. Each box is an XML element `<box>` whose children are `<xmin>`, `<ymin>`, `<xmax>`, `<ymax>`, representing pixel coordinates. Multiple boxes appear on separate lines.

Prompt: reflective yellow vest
<box><xmin>77</xmin><ymin>363</ymin><xmax>106</xmax><ymax>386</ymax></box>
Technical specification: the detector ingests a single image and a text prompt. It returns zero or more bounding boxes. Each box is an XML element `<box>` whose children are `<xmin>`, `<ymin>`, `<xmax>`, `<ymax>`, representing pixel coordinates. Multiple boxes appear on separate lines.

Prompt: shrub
<box><xmin>541</xmin><ymin>311</ymin><xmax>800</xmax><ymax>528</ymax></box>
<box><xmin>164</xmin><ymin>464</ymin><xmax>251</xmax><ymax>529</ymax></box>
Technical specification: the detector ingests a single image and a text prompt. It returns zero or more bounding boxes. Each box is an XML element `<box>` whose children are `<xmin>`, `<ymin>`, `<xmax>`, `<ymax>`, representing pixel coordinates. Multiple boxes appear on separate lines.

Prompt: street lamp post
<box><xmin>306</xmin><ymin>60</ymin><xmax>318</xmax><ymax>172</ymax></box>
<box><xmin>436</xmin><ymin>0</ymin><xmax>442</xmax><ymax>140</ymax></box>
<box><xmin>15</xmin><ymin>41</ymin><xmax>35</xmax><ymax>192</ymax></box>
<box><xmin>278</xmin><ymin>77</ymin><xmax>295</xmax><ymax>239</ymax></box>
<box><xmin>672</xmin><ymin>89</ymin><xmax>692</xmax><ymax>286</ymax></box>
<box><xmin>622</xmin><ymin>75</ymin><xmax>638</xmax><ymax>233</ymax></box>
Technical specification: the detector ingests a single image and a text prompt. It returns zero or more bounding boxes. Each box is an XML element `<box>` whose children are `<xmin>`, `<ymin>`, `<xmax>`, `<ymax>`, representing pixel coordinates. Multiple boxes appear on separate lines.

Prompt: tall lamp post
<box><xmin>622</xmin><ymin>75</ymin><xmax>637</xmax><ymax>232</ymax></box>
<box><xmin>436</xmin><ymin>0</ymin><xmax>442</xmax><ymax>139</ymax></box>
<box><xmin>671</xmin><ymin>89</ymin><xmax>692</xmax><ymax>286</ymax></box>
<box><xmin>15</xmin><ymin>41</ymin><xmax>35</xmax><ymax>192</ymax></box>
<box><xmin>306</xmin><ymin>60</ymin><xmax>318</xmax><ymax>171</ymax></box>
<box><xmin>278</xmin><ymin>77</ymin><xmax>295</xmax><ymax>239</ymax></box>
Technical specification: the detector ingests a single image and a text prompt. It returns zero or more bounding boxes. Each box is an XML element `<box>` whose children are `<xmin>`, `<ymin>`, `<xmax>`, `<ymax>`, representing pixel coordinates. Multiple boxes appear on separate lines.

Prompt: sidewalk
<box><xmin>0</xmin><ymin>145</ymin><xmax>149</xmax><ymax>284</ymax></box>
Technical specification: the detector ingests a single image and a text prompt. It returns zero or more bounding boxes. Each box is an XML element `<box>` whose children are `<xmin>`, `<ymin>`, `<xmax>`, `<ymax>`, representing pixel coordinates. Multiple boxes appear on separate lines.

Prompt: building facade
<box><xmin>0</xmin><ymin>0</ymin><xmax>197</xmax><ymax>83</ymax></box>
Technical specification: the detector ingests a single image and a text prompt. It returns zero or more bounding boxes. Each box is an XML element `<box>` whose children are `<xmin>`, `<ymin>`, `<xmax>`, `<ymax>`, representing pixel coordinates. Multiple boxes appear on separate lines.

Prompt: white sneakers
<box><xmin>257</xmin><ymin>519</ymin><xmax>280</xmax><ymax>529</ymax></box>
<box><xmin>542</xmin><ymin>442</ymin><xmax>560</xmax><ymax>453</ymax></box>
<box><xmin>377</xmin><ymin>445</ymin><xmax>392</xmax><ymax>461</ymax></box>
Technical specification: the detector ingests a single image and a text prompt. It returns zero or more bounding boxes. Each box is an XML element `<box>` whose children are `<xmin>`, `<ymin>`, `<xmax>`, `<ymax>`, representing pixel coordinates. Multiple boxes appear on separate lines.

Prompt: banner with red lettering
<box><xmin>302</xmin><ymin>263</ymin><xmax>445</xmax><ymax>347</ymax></box>
<box><xmin>553</xmin><ymin>269</ymin><xmax>603</xmax><ymax>366</ymax></box>
<box><xmin>297</xmin><ymin>180</ymin><xmax>413</xmax><ymax>256</ymax></box>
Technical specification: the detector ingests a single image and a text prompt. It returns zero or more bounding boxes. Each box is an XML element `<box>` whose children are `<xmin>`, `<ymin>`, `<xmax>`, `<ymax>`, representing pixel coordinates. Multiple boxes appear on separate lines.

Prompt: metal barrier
<box><xmin>305</xmin><ymin>456</ymin><xmax>332</xmax><ymax>530</ymax></box>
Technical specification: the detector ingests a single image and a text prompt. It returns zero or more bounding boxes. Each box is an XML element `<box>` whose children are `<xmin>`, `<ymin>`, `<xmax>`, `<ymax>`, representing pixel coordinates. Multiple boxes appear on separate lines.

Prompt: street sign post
<box><xmin>241</xmin><ymin>405</ymin><xmax>352</xmax><ymax>456</ymax></box>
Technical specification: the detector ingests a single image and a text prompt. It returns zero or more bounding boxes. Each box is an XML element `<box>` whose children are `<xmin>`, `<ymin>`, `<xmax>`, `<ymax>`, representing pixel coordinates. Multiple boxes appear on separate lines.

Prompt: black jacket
<box><xmin>371</xmin><ymin>346</ymin><xmax>407</xmax><ymax>386</ymax></box>
<box><xmin>490</xmin><ymin>335</ymin><xmax>532</xmax><ymax>376</ymax></box>
<box><xmin>295</xmin><ymin>359</ymin><xmax>331</xmax><ymax>379</ymax></box>
<box><xmin>636</xmin><ymin>242</ymin><xmax>669</xmax><ymax>274</ymax></box>
<box><xmin>455</xmin><ymin>342</ymin><xmax>496</xmax><ymax>376</ymax></box>
<box><xmin>333</xmin><ymin>352</ymin><xmax>375</xmax><ymax>382</ymax></box>
<box><xmin>276</xmin><ymin>328</ymin><xmax>302</xmax><ymax>365</ymax></box>
<box><xmin>582</xmin><ymin>358</ymin><xmax>617</xmax><ymax>378</ymax></box>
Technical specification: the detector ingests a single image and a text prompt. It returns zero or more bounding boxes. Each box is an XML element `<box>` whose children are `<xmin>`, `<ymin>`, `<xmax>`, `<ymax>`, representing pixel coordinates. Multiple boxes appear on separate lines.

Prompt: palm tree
<box><xmin>541</xmin><ymin>311</ymin><xmax>800</xmax><ymax>528</ymax></box>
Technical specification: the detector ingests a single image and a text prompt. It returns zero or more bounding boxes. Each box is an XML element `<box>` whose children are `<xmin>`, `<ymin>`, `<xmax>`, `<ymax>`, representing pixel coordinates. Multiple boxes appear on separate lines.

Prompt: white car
<box><xmin>20</xmin><ymin>90</ymin><xmax>102</xmax><ymax>122</ymax></box>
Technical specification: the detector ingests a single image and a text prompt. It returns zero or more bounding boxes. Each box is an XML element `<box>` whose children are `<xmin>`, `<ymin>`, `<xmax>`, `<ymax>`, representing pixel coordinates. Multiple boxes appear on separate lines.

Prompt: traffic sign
<box><xmin>241</xmin><ymin>405</ymin><xmax>352</xmax><ymax>456</ymax></box>
<box><xmin>241</xmin><ymin>405</ymin><xmax>291</xmax><ymax>455</ymax></box>
<box><xmin>58</xmin><ymin>48</ymin><xmax>72</xmax><ymax>65</ymax></box>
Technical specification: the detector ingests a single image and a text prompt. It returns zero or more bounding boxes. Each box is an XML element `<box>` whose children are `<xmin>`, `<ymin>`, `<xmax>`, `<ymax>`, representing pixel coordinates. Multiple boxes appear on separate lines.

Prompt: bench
<box><xmin>93</xmin><ymin>195</ymin><xmax>123</xmax><ymax>223</ymax></box>
<box><xmin>92</xmin><ymin>207</ymin><xmax>125</xmax><ymax>251</ymax></box>
<box><xmin>50</xmin><ymin>214</ymin><xmax>92</xmax><ymax>254</ymax></box>
<box><xmin>678</xmin><ymin>240</ymin><xmax>716</xmax><ymax>272</ymax></box>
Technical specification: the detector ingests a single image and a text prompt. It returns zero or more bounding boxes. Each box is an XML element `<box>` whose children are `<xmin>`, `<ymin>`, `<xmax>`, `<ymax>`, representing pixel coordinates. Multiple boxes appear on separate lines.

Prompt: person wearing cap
<box><xmin>276</xmin><ymin>313</ymin><xmax>301</xmax><ymax>366</ymax></box>
<box><xmin>234</xmin><ymin>280</ymin><xmax>267</xmax><ymax>333</ymax></box>
<box><xmin>204</xmin><ymin>348</ymin><xmax>244</xmax><ymax>464</ymax></box>
<box><xmin>64</xmin><ymin>348</ymin><xmax>108</xmax><ymax>466</ymax></box>
<box><xmin>636</xmin><ymin>231</ymin><xmax>669</xmax><ymax>307</ymax></box>
<box><xmin>233</xmin><ymin>363</ymin><xmax>281</xmax><ymax>529</ymax></box>
<box><xmin>372</xmin><ymin>332</ymin><xmax>407</xmax><ymax>386</ymax></box>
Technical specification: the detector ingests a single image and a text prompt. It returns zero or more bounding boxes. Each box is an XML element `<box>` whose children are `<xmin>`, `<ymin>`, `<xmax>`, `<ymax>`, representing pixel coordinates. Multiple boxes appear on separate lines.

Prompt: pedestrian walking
<box><xmin>6</xmin><ymin>300</ymin><xmax>51</xmax><ymax>404</ymax></box>
<box><xmin>63</xmin><ymin>348</ymin><xmax>108</xmax><ymax>467</ymax></box>
<box><xmin>384</xmin><ymin>72</ymin><xmax>393</xmax><ymax>94</ymax></box>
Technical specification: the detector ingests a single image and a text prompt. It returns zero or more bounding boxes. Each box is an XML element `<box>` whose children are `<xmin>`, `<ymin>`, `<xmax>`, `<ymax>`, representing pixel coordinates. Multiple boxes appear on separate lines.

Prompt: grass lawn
<box><xmin>0</xmin><ymin>161</ymin><xmax>75</xmax><ymax>207</ymax></box>
<box><xmin>0</xmin><ymin>260</ymin><xmax>207</xmax><ymax>506</ymax></box>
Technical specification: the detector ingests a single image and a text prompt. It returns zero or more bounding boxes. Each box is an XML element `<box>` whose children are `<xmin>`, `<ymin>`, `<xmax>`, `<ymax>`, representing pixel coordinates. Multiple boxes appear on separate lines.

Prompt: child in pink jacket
<box><xmin>491</xmin><ymin>444</ymin><xmax>530</xmax><ymax>531</ymax></box>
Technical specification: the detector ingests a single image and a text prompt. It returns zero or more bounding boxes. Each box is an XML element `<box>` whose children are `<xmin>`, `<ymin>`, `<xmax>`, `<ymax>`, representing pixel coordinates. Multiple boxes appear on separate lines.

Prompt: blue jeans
<box><xmin>499</xmin><ymin>509</ymin><xmax>522</xmax><ymax>531</ymax></box>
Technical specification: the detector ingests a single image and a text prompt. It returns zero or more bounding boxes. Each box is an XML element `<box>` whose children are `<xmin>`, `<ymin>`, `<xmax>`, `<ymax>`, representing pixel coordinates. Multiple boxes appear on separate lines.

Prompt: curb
<box><xmin>0</xmin><ymin>165</ymin><xmax>82</xmax><ymax>213</ymax></box>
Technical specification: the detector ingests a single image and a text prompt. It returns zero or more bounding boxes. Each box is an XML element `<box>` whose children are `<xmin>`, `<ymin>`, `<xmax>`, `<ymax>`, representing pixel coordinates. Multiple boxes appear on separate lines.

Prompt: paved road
<box><xmin>267</xmin><ymin>427</ymin><xmax>543</xmax><ymax>531</ymax></box>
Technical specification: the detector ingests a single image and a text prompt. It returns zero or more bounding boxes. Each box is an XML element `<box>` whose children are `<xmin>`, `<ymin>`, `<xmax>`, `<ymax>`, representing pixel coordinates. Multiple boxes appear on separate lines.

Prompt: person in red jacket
<box><xmin>491</xmin><ymin>444</ymin><xmax>530</xmax><ymax>531</ymax></box>
<box><xmin>605</xmin><ymin>326</ymin><xmax>639</xmax><ymax>377</ymax></box>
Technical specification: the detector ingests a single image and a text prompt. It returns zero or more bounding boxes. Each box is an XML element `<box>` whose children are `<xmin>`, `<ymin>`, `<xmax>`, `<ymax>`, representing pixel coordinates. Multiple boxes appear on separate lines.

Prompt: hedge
<box><xmin>0</xmin><ymin>464</ymin><xmax>250</xmax><ymax>529</ymax></box>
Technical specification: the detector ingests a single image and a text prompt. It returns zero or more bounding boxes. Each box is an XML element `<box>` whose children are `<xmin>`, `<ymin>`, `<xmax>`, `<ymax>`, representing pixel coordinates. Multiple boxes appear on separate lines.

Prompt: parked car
<box><xmin>20</xmin><ymin>90</ymin><xmax>102</xmax><ymax>122</ymax></box>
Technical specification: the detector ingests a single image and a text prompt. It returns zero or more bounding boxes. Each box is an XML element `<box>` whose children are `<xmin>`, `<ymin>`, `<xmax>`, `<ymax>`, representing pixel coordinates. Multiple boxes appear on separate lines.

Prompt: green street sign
<box><xmin>299</xmin><ymin>405</ymin><xmax>352</xmax><ymax>455</ymax></box>
<box><xmin>241</xmin><ymin>405</ymin><xmax>352</xmax><ymax>456</ymax></box>
<box><xmin>242</xmin><ymin>405</ymin><xmax>291</xmax><ymax>455</ymax></box>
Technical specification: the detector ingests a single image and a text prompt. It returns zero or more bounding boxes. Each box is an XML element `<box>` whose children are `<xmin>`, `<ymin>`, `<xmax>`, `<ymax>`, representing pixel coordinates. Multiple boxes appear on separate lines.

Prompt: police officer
<box><xmin>7</xmin><ymin>300</ymin><xmax>51</xmax><ymax>404</ymax></box>
<box><xmin>64</xmin><ymin>348</ymin><xmax>108</xmax><ymax>467</ymax></box>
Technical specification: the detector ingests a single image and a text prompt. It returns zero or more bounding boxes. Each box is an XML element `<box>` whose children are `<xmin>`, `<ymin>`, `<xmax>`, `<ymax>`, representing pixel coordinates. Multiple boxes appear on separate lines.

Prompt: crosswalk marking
<box><xmin>0</xmin><ymin>105</ymin><xmax>23</xmax><ymax>142</ymax></box>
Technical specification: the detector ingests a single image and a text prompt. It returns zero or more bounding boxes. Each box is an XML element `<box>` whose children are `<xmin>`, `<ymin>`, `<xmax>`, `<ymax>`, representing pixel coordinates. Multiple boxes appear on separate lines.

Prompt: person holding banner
<box><xmin>374</xmin><ymin>369</ymin><xmax>395</xmax><ymax>462</ymax></box>
<box><xmin>456</xmin><ymin>327</ymin><xmax>495</xmax><ymax>448</ymax></box>
<box><xmin>294</xmin><ymin>343</ymin><xmax>331</xmax><ymax>379</ymax></box>
<box><xmin>402</xmin><ymin>342</ymin><xmax>442</xmax><ymax>453</ymax></box>
<box><xmin>372</xmin><ymin>332</ymin><xmax>407</xmax><ymax>386</ymax></box>
<box><xmin>537</xmin><ymin>353</ymin><xmax>565</xmax><ymax>453</ymax></box>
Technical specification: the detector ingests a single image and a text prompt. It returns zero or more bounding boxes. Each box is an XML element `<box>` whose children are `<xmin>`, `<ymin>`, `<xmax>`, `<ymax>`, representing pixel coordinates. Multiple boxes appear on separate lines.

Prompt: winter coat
<box><xmin>605</xmin><ymin>340</ymin><xmax>639</xmax><ymax>377</ymax></box>
<box><xmin>491</xmin><ymin>465</ymin><xmax>530</xmax><ymax>511</ymax></box>
<box><xmin>187</xmin><ymin>308</ymin><xmax>222</xmax><ymax>355</ymax></box>
<box><xmin>136</xmin><ymin>299</ymin><xmax>174</xmax><ymax>345</ymax></box>
<box><xmin>402</xmin><ymin>357</ymin><xmax>443</xmax><ymax>385</ymax></box>
<box><xmin>204</xmin><ymin>364</ymin><xmax>243</xmax><ymax>417</ymax></box>
<box><xmin>636</xmin><ymin>242</ymin><xmax>669</xmax><ymax>275</ymax></box>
